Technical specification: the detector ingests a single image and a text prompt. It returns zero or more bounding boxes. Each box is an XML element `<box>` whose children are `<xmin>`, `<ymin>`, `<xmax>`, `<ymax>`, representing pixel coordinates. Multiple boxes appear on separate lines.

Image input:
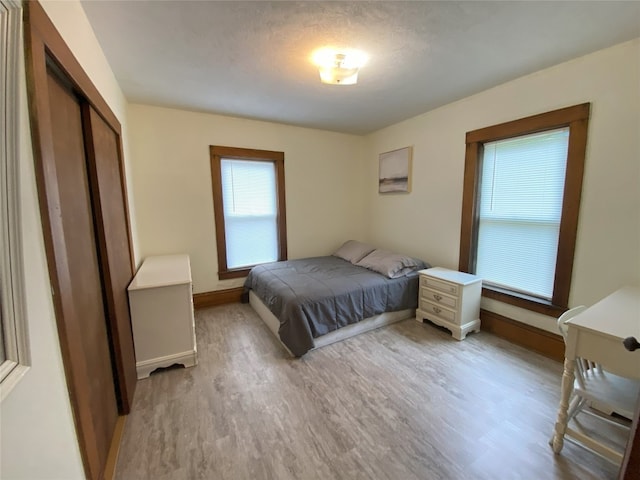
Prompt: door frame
<box><xmin>23</xmin><ymin>1</ymin><xmax>136</xmax><ymax>478</ymax></box>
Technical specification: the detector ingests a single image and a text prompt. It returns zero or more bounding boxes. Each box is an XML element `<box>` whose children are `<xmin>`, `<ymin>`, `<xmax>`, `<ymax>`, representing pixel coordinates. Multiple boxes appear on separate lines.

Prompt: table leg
<box><xmin>552</xmin><ymin>356</ymin><xmax>576</xmax><ymax>453</ymax></box>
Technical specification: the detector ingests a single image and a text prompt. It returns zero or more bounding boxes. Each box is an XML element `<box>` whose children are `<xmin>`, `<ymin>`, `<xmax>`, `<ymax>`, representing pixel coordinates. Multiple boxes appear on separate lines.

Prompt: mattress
<box><xmin>243</xmin><ymin>256</ymin><xmax>421</xmax><ymax>356</ymax></box>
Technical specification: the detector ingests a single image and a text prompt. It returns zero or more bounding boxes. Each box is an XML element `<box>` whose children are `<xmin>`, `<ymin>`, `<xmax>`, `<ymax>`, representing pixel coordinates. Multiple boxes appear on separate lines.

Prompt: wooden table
<box><xmin>551</xmin><ymin>286</ymin><xmax>640</xmax><ymax>461</ymax></box>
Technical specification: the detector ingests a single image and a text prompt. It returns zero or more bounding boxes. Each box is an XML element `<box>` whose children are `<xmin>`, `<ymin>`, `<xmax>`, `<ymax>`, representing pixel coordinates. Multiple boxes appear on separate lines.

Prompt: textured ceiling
<box><xmin>81</xmin><ymin>1</ymin><xmax>640</xmax><ymax>135</ymax></box>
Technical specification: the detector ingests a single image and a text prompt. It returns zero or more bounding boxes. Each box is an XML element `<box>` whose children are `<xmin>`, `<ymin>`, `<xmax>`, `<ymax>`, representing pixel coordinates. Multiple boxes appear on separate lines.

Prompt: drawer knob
<box><xmin>433</xmin><ymin>306</ymin><xmax>441</xmax><ymax>314</ymax></box>
<box><xmin>623</xmin><ymin>336</ymin><xmax>640</xmax><ymax>352</ymax></box>
<box><xmin>434</xmin><ymin>294</ymin><xmax>442</xmax><ymax>301</ymax></box>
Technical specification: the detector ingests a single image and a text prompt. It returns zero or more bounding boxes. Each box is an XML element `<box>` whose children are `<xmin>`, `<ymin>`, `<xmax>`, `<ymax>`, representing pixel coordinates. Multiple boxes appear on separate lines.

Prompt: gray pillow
<box><xmin>355</xmin><ymin>249</ymin><xmax>426</xmax><ymax>278</ymax></box>
<box><xmin>332</xmin><ymin>240</ymin><xmax>376</xmax><ymax>264</ymax></box>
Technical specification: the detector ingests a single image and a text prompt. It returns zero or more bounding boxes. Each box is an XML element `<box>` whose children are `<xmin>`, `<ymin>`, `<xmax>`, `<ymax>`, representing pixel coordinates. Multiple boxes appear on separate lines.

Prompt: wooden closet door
<box><xmin>83</xmin><ymin>105</ymin><xmax>137</xmax><ymax>413</ymax></box>
<box><xmin>46</xmin><ymin>69</ymin><xmax>119</xmax><ymax>480</ymax></box>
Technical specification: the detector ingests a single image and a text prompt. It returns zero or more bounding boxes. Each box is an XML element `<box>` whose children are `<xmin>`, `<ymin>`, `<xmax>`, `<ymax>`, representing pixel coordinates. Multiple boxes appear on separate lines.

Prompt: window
<box><xmin>1</xmin><ymin>0</ymin><xmax>30</xmax><ymax>401</ymax></box>
<box><xmin>476</xmin><ymin>128</ymin><xmax>569</xmax><ymax>299</ymax></box>
<box><xmin>459</xmin><ymin>104</ymin><xmax>590</xmax><ymax>315</ymax></box>
<box><xmin>210</xmin><ymin>146</ymin><xmax>287</xmax><ymax>279</ymax></box>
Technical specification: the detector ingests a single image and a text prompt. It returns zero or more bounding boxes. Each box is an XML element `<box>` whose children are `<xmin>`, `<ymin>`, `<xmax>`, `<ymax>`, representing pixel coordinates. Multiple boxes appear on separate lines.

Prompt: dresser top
<box><xmin>418</xmin><ymin>267</ymin><xmax>482</xmax><ymax>286</ymax></box>
<box><xmin>128</xmin><ymin>254</ymin><xmax>192</xmax><ymax>290</ymax></box>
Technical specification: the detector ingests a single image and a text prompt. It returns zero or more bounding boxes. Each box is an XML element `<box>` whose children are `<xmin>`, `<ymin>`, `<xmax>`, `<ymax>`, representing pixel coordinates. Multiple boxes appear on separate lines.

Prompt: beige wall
<box><xmin>127</xmin><ymin>105</ymin><xmax>367</xmax><ymax>293</ymax></box>
<box><xmin>0</xmin><ymin>1</ymin><xmax>132</xmax><ymax>478</ymax></box>
<box><xmin>129</xmin><ymin>40</ymin><xmax>640</xmax><ymax>329</ymax></box>
<box><xmin>365</xmin><ymin>39</ymin><xmax>640</xmax><ymax>332</ymax></box>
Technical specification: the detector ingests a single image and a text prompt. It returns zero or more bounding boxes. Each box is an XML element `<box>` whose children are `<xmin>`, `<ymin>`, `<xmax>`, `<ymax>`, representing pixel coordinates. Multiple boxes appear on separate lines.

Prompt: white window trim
<box><xmin>0</xmin><ymin>0</ymin><xmax>31</xmax><ymax>401</ymax></box>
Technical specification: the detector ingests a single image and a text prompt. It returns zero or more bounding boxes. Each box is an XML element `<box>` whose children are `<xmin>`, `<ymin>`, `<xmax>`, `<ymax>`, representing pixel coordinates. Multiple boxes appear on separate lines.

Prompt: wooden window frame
<box><xmin>210</xmin><ymin>145</ymin><xmax>287</xmax><ymax>280</ymax></box>
<box><xmin>459</xmin><ymin>103</ymin><xmax>590</xmax><ymax>315</ymax></box>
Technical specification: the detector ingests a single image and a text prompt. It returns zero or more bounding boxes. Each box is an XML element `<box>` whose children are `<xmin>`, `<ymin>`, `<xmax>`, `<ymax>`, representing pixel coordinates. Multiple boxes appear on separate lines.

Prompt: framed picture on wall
<box><xmin>379</xmin><ymin>146</ymin><xmax>412</xmax><ymax>193</ymax></box>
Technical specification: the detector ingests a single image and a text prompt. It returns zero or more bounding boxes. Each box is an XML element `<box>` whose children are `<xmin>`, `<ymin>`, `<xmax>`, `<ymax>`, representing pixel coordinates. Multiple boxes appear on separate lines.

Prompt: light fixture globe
<box><xmin>312</xmin><ymin>49</ymin><xmax>368</xmax><ymax>85</ymax></box>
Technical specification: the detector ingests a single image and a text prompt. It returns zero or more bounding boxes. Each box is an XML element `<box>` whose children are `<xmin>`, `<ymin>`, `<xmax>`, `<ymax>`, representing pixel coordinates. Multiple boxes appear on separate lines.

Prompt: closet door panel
<box><xmin>83</xmin><ymin>104</ymin><xmax>137</xmax><ymax>413</ymax></box>
<box><xmin>46</xmin><ymin>69</ymin><xmax>119</xmax><ymax>479</ymax></box>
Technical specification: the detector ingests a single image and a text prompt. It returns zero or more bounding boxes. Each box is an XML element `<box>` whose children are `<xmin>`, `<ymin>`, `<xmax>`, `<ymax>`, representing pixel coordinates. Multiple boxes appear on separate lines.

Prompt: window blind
<box><xmin>476</xmin><ymin>127</ymin><xmax>569</xmax><ymax>300</ymax></box>
<box><xmin>221</xmin><ymin>159</ymin><xmax>278</xmax><ymax>269</ymax></box>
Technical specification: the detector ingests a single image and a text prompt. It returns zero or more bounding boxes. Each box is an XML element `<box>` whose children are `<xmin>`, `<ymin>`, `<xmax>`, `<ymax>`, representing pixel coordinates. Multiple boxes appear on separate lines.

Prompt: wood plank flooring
<box><xmin>114</xmin><ymin>304</ymin><xmax>623</xmax><ymax>479</ymax></box>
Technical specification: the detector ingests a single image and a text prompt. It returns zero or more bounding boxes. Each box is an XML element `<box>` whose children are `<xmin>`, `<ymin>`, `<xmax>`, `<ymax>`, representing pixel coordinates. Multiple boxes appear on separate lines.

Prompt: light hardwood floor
<box><xmin>114</xmin><ymin>303</ymin><xmax>623</xmax><ymax>479</ymax></box>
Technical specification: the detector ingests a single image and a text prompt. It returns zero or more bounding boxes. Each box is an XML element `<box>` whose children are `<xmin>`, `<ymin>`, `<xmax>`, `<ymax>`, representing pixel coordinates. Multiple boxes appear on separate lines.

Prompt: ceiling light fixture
<box><xmin>312</xmin><ymin>48</ymin><xmax>368</xmax><ymax>85</ymax></box>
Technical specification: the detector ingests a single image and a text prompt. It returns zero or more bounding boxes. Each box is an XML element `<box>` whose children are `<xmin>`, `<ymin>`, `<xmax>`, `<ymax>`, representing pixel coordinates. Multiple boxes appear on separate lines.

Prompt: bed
<box><xmin>243</xmin><ymin>241</ymin><xmax>428</xmax><ymax>356</ymax></box>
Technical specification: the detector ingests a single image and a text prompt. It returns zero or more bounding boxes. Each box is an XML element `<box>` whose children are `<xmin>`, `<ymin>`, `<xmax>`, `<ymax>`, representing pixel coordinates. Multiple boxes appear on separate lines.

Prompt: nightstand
<box><xmin>416</xmin><ymin>267</ymin><xmax>482</xmax><ymax>340</ymax></box>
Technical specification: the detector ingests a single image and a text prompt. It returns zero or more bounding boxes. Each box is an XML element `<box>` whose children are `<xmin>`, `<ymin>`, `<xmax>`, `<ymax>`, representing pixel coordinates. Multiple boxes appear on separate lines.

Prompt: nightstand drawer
<box><xmin>421</xmin><ymin>276</ymin><xmax>458</xmax><ymax>296</ymax></box>
<box><xmin>420</xmin><ymin>287</ymin><xmax>457</xmax><ymax>309</ymax></box>
<box><xmin>422</xmin><ymin>300</ymin><xmax>457</xmax><ymax>324</ymax></box>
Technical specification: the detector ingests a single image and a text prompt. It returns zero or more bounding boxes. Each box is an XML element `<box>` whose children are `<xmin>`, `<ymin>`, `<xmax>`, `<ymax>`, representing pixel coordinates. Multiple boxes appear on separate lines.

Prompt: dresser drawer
<box><xmin>420</xmin><ymin>287</ymin><xmax>457</xmax><ymax>309</ymax></box>
<box><xmin>421</xmin><ymin>276</ymin><xmax>459</xmax><ymax>296</ymax></box>
<box><xmin>421</xmin><ymin>300</ymin><xmax>457</xmax><ymax>324</ymax></box>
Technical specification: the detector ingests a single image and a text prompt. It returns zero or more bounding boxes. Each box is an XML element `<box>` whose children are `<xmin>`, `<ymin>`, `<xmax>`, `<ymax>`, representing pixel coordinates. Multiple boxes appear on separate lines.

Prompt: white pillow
<box><xmin>332</xmin><ymin>240</ymin><xmax>376</xmax><ymax>264</ymax></box>
<box><xmin>355</xmin><ymin>249</ymin><xmax>426</xmax><ymax>278</ymax></box>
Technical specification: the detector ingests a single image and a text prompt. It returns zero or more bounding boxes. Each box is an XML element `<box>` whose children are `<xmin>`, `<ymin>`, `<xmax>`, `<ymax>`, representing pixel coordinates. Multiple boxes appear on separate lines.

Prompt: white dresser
<box><xmin>128</xmin><ymin>254</ymin><xmax>197</xmax><ymax>378</ymax></box>
<box><xmin>416</xmin><ymin>267</ymin><xmax>482</xmax><ymax>340</ymax></box>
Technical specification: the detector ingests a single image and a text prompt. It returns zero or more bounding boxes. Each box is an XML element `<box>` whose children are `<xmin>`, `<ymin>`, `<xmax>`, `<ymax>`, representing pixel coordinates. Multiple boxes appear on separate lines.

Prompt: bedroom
<box><xmin>1</xmin><ymin>0</ymin><xmax>639</xmax><ymax>479</ymax></box>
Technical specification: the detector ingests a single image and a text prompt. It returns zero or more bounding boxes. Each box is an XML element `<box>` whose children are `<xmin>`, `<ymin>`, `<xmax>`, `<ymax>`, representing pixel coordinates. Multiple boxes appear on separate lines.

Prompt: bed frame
<box><xmin>249</xmin><ymin>290</ymin><xmax>415</xmax><ymax>356</ymax></box>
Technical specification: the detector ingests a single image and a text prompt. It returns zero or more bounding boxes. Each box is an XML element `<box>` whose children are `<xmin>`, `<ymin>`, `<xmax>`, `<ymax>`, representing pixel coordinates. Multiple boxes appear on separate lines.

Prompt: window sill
<box><xmin>482</xmin><ymin>285</ymin><xmax>565</xmax><ymax>317</ymax></box>
<box><xmin>0</xmin><ymin>363</ymin><xmax>30</xmax><ymax>402</ymax></box>
<box><xmin>218</xmin><ymin>268</ymin><xmax>251</xmax><ymax>280</ymax></box>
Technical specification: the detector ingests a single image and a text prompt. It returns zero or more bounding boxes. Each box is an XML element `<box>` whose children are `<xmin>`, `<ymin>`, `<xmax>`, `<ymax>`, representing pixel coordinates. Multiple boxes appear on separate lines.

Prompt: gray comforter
<box><xmin>243</xmin><ymin>256</ymin><xmax>421</xmax><ymax>356</ymax></box>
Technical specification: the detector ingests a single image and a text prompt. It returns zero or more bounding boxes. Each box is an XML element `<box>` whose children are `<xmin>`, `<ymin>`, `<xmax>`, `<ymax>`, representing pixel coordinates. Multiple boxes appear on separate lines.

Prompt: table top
<box><xmin>568</xmin><ymin>285</ymin><xmax>640</xmax><ymax>341</ymax></box>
